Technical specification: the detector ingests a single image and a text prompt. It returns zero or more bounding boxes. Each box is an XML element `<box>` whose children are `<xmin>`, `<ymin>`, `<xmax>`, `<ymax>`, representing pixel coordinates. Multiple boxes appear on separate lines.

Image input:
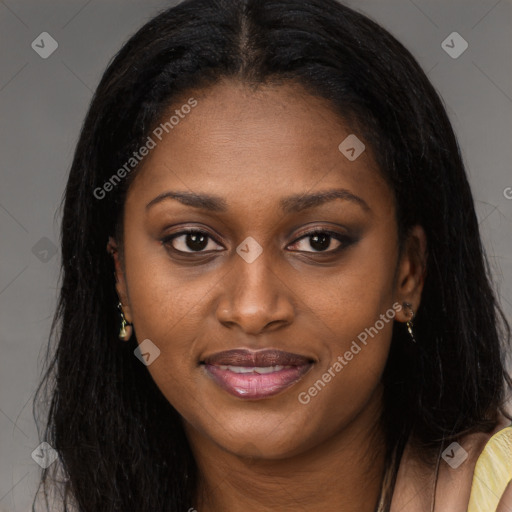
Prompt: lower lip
<box><xmin>204</xmin><ymin>364</ymin><xmax>312</xmax><ymax>399</ymax></box>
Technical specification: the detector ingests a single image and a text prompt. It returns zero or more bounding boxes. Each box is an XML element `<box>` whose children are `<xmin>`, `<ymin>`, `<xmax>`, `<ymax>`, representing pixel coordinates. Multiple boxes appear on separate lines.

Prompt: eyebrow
<box><xmin>145</xmin><ymin>188</ymin><xmax>370</xmax><ymax>214</ymax></box>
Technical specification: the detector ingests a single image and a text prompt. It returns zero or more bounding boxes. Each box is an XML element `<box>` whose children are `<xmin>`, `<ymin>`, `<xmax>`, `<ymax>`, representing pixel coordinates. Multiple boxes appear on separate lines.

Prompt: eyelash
<box><xmin>161</xmin><ymin>227</ymin><xmax>353</xmax><ymax>255</ymax></box>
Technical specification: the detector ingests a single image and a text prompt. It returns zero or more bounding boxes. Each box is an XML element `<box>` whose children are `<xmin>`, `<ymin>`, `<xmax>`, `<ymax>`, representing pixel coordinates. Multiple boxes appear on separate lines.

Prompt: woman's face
<box><xmin>112</xmin><ymin>79</ymin><xmax>426</xmax><ymax>460</ymax></box>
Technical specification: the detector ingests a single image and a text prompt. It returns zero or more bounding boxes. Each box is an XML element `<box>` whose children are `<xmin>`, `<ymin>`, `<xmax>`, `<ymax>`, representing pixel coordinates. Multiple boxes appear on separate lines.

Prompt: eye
<box><xmin>162</xmin><ymin>227</ymin><xmax>354</xmax><ymax>255</ymax></box>
<box><xmin>162</xmin><ymin>229</ymin><xmax>224</xmax><ymax>254</ymax></box>
<box><xmin>288</xmin><ymin>229</ymin><xmax>352</xmax><ymax>253</ymax></box>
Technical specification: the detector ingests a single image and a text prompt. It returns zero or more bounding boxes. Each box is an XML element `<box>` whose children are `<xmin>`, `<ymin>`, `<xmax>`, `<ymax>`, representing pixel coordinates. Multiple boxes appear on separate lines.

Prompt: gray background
<box><xmin>1</xmin><ymin>0</ymin><xmax>511</xmax><ymax>510</ymax></box>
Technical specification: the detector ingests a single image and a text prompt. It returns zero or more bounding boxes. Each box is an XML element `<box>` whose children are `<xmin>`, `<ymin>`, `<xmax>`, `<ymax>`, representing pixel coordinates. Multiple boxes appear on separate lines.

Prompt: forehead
<box><xmin>126</xmin><ymin>79</ymin><xmax>393</xmax><ymax>217</ymax></box>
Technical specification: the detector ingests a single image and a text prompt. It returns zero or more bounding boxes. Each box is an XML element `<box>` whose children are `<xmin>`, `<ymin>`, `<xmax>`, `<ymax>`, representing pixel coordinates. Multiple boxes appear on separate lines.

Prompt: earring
<box><xmin>117</xmin><ymin>301</ymin><xmax>133</xmax><ymax>341</ymax></box>
<box><xmin>403</xmin><ymin>302</ymin><xmax>417</xmax><ymax>343</ymax></box>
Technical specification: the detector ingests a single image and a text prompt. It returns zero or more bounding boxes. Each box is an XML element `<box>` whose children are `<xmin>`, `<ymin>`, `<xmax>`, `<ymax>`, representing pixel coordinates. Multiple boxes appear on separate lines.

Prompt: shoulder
<box><xmin>391</xmin><ymin>411</ymin><xmax>512</xmax><ymax>512</ymax></box>
<box><xmin>467</xmin><ymin>421</ymin><xmax>512</xmax><ymax>512</ymax></box>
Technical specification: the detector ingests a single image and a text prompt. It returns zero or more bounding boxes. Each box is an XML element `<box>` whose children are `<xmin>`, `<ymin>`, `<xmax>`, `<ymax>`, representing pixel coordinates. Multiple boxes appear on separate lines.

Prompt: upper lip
<box><xmin>202</xmin><ymin>349</ymin><xmax>314</xmax><ymax>367</ymax></box>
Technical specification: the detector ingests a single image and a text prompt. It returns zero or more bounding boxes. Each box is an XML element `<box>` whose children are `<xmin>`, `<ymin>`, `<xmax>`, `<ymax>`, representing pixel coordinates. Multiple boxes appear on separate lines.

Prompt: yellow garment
<box><xmin>467</xmin><ymin>424</ymin><xmax>512</xmax><ymax>512</ymax></box>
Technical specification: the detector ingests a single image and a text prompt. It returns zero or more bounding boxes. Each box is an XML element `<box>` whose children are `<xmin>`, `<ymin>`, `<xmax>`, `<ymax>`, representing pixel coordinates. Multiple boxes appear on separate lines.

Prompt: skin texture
<box><xmin>109</xmin><ymin>79</ymin><xmax>427</xmax><ymax>512</ymax></box>
<box><xmin>391</xmin><ymin>412</ymin><xmax>512</xmax><ymax>511</ymax></box>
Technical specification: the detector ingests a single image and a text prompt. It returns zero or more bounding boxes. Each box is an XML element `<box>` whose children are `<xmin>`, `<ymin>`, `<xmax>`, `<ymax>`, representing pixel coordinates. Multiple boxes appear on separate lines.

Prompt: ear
<box><xmin>107</xmin><ymin>236</ymin><xmax>133</xmax><ymax>323</ymax></box>
<box><xmin>394</xmin><ymin>225</ymin><xmax>427</xmax><ymax>323</ymax></box>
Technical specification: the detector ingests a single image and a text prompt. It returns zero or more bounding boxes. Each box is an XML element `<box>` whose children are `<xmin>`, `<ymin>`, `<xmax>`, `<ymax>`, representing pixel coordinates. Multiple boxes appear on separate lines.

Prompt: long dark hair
<box><xmin>33</xmin><ymin>0</ymin><xmax>512</xmax><ymax>510</ymax></box>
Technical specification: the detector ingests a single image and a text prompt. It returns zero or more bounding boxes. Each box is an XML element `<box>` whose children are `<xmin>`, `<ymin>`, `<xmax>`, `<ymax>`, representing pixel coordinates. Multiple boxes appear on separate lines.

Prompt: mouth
<box><xmin>201</xmin><ymin>349</ymin><xmax>314</xmax><ymax>400</ymax></box>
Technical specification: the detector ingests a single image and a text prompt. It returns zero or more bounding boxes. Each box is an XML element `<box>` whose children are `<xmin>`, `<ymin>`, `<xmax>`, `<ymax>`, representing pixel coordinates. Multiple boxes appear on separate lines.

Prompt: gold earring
<box><xmin>403</xmin><ymin>302</ymin><xmax>416</xmax><ymax>343</ymax></box>
<box><xmin>117</xmin><ymin>301</ymin><xmax>133</xmax><ymax>341</ymax></box>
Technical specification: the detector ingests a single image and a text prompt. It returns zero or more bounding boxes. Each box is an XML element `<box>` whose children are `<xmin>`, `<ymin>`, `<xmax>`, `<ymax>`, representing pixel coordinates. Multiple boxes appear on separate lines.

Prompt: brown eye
<box><xmin>162</xmin><ymin>230</ymin><xmax>224</xmax><ymax>253</ymax></box>
<box><xmin>288</xmin><ymin>230</ymin><xmax>353</xmax><ymax>253</ymax></box>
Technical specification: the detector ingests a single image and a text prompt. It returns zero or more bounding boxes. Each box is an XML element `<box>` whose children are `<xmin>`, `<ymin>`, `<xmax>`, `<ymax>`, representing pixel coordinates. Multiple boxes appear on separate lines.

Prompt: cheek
<box><xmin>123</xmin><ymin>224</ymin><xmax>214</xmax><ymax>341</ymax></box>
<box><xmin>121</xmin><ymin>241</ymin><xmax>223</xmax><ymax>412</ymax></box>
<box><xmin>296</xmin><ymin>307</ymin><xmax>394</xmax><ymax>445</ymax></box>
<box><xmin>294</xmin><ymin>227</ymin><xmax>398</xmax><ymax>413</ymax></box>
<box><xmin>301</xmin><ymin>223</ymin><xmax>399</xmax><ymax>346</ymax></box>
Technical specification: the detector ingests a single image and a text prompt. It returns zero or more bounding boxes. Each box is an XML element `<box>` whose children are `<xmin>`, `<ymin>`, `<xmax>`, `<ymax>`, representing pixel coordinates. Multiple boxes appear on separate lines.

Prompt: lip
<box><xmin>202</xmin><ymin>349</ymin><xmax>314</xmax><ymax>400</ymax></box>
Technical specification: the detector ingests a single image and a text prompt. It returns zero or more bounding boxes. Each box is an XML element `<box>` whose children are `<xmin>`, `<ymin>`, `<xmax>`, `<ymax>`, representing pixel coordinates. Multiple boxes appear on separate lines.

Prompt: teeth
<box><xmin>217</xmin><ymin>365</ymin><xmax>289</xmax><ymax>374</ymax></box>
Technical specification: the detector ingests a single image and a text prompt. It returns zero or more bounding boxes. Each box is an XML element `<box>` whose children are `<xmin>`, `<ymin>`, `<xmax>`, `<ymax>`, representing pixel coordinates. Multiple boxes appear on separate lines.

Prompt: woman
<box><xmin>33</xmin><ymin>0</ymin><xmax>512</xmax><ymax>510</ymax></box>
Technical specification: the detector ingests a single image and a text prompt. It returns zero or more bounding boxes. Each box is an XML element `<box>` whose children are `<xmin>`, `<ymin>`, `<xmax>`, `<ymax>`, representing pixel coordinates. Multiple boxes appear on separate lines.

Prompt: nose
<box><xmin>215</xmin><ymin>249</ymin><xmax>295</xmax><ymax>335</ymax></box>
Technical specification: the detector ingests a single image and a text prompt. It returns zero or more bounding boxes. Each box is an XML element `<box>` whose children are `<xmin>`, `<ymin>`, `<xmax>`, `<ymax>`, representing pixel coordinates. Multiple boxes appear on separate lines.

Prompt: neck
<box><xmin>187</xmin><ymin>386</ymin><xmax>387</xmax><ymax>512</ymax></box>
